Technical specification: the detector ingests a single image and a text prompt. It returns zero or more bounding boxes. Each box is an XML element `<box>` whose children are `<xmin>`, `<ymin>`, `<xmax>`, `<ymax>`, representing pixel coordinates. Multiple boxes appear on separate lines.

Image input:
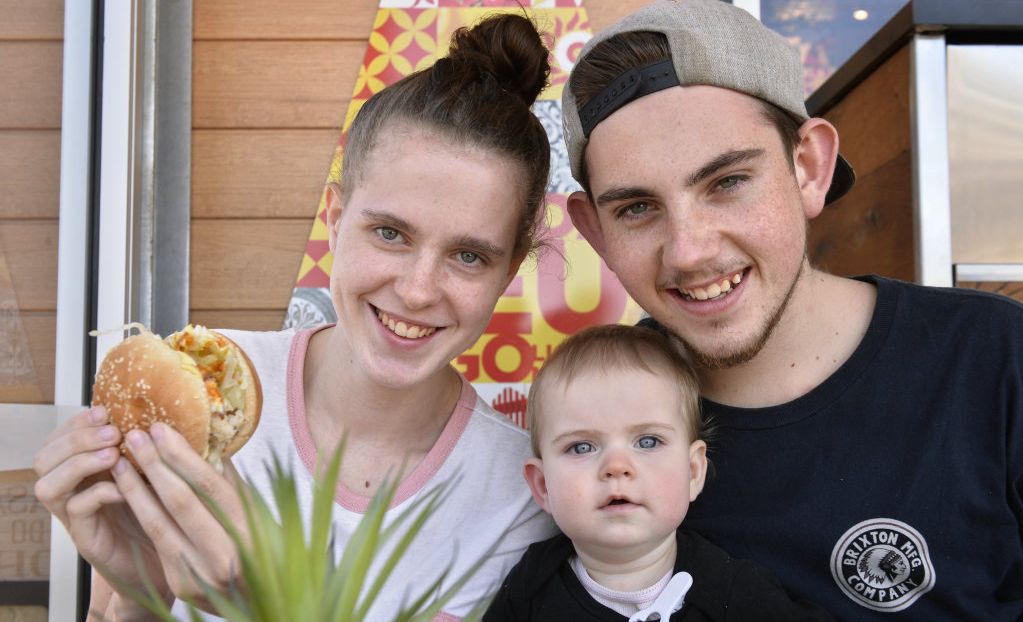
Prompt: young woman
<box><xmin>33</xmin><ymin>14</ymin><xmax>557</xmax><ymax>620</ymax></box>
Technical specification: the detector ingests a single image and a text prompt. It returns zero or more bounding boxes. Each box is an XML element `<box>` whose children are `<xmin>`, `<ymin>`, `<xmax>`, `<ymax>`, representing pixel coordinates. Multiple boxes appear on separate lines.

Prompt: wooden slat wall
<box><xmin>189</xmin><ymin>0</ymin><xmax>649</xmax><ymax>332</ymax></box>
<box><xmin>0</xmin><ymin>0</ymin><xmax>63</xmax><ymax>405</ymax></box>
<box><xmin>0</xmin><ymin>4</ymin><xmax>62</xmax><ymax>620</ymax></box>
<box><xmin>810</xmin><ymin>45</ymin><xmax>915</xmax><ymax>281</ymax></box>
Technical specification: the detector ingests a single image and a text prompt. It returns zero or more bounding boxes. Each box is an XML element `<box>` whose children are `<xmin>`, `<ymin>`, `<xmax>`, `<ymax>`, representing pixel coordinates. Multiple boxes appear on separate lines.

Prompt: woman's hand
<box><xmin>33</xmin><ymin>408</ymin><xmax>171</xmax><ymax>607</ymax></box>
<box><xmin>112</xmin><ymin>421</ymin><xmax>249</xmax><ymax>609</ymax></box>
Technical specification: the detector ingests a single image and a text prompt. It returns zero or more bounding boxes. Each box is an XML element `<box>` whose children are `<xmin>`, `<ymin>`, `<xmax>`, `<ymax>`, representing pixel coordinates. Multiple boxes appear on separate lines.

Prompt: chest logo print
<box><xmin>830</xmin><ymin>518</ymin><xmax>935</xmax><ymax>612</ymax></box>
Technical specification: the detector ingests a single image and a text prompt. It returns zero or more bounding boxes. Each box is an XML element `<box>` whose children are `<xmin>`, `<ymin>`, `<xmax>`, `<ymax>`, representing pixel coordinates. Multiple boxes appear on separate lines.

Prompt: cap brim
<box><xmin>825</xmin><ymin>153</ymin><xmax>856</xmax><ymax>205</ymax></box>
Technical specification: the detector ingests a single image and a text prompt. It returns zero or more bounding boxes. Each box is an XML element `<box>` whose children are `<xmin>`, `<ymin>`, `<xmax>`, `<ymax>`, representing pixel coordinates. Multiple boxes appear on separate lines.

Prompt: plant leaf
<box><xmin>117</xmin><ymin>441</ymin><xmax>496</xmax><ymax>621</ymax></box>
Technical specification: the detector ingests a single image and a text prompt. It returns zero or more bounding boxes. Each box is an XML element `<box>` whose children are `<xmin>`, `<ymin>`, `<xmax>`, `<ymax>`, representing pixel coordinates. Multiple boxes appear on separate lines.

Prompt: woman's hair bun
<box><xmin>447</xmin><ymin>14</ymin><xmax>550</xmax><ymax>107</ymax></box>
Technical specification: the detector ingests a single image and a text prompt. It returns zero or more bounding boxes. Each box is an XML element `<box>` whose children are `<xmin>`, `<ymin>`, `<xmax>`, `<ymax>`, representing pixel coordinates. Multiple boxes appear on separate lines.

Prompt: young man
<box><xmin>561</xmin><ymin>0</ymin><xmax>1023</xmax><ymax>619</ymax></box>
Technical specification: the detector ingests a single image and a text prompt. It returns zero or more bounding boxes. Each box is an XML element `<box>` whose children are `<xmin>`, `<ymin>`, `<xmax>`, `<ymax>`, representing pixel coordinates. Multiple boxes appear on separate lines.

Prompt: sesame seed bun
<box><xmin>91</xmin><ymin>327</ymin><xmax>261</xmax><ymax>470</ymax></box>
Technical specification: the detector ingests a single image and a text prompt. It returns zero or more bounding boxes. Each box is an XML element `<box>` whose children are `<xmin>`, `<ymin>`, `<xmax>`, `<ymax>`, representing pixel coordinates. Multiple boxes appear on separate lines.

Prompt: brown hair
<box><xmin>568</xmin><ymin>31</ymin><xmax>801</xmax><ymax>194</ymax></box>
<box><xmin>340</xmin><ymin>13</ymin><xmax>551</xmax><ymax>259</ymax></box>
<box><xmin>526</xmin><ymin>324</ymin><xmax>703</xmax><ymax>457</ymax></box>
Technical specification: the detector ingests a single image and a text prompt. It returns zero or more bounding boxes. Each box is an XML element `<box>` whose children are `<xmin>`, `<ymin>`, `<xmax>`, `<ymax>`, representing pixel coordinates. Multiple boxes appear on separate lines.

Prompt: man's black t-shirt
<box><xmin>680</xmin><ymin>276</ymin><xmax>1023</xmax><ymax>620</ymax></box>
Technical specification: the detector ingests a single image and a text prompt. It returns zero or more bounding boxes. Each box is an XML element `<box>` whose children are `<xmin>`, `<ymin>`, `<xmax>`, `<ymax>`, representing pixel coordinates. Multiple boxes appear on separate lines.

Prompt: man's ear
<box><xmin>793</xmin><ymin>118</ymin><xmax>840</xmax><ymax>221</ymax></box>
<box><xmin>523</xmin><ymin>457</ymin><xmax>551</xmax><ymax>513</ymax></box>
<box><xmin>326</xmin><ymin>182</ymin><xmax>344</xmax><ymax>252</ymax></box>
<box><xmin>567</xmin><ymin>190</ymin><xmax>607</xmax><ymax>257</ymax></box>
<box><xmin>688</xmin><ymin>440</ymin><xmax>708</xmax><ymax>502</ymax></box>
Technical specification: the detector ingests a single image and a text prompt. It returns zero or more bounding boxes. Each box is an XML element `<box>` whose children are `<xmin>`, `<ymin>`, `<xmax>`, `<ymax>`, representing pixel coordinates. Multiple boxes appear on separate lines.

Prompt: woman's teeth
<box><xmin>682</xmin><ymin>272</ymin><xmax>742</xmax><ymax>301</ymax></box>
<box><xmin>377</xmin><ymin>311</ymin><xmax>436</xmax><ymax>339</ymax></box>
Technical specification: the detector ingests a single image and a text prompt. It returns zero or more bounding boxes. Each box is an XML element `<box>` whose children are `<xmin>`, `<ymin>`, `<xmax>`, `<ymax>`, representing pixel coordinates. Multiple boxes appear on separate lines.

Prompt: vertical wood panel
<box><xmin>0</xmin><ymin>0</ymin><xmax>63</xmax><ymax>406</ymax></box>
<box><xmin>0</xmin><ymin>42</ymin><xmax>63</xmax><ymax>129</ymax></box>
<box><xmin>810</xmin><ymin>44</ymin><xmax>914</xmax><ymax>280</ymax></box>
<box><xmin>0</xmin><ymin>0</ymin><xmax>64</xmax><ymax>39</ymax></box>
<box><xmin>192</xmin><ymin>41</ymin><xmax>362</xmax><ymax>128</ymax></box>
<box><xmin>188</xmin><ymin>310</ymin><xmax>288</xmax><ymax>332</ymax></box>
<box><xmin>0</xmin><ymin>15</ymin><xmax>60</xmax><ymax>611</ymax></box>
<box><xmin>194</xmin><ymin>0</ymin><xmax>377</xmax><ymax>40</ymax></box>
<box><xmin>192</xmin><ymin>130</ymin><xmax>337</xmax><ymax>218</ymax></box>
<box><xmin>0</xmin><ymin>220</ymin><xmax>58</xmax><ymax>310</ymax></box>
<box><xmin>0</xmin><ymin>606</ymin><xmax>47</xmax><ymax>621</ymax></box>
<box><xmin>0</xmin><ymin>130</ymin><xmax>61</xmax><ymax>219</ymax></box>
<box><xmin>192</xmin><ymin>0</ymin><xmax>644</xmax><ymax>40</ymax></box>
<box><xmin>21</xmin><ymin>313</ymin><xmax>56</xmax><ymax>404</ymax></box>
<box><xmin>822</xmin><ymin>45</ymin><xmax>911</xmax><ymax>180</ymax></box>
<box><xmin>189</xmin><ymin>219</ymin><xmax>310</xmax><ymax>310</ymax></box>
<box><xmin>809</xmin><ymin>152</ymin><xmax>915</xmax><ymax>280</ymax></box>
<box><xmin>0</xmin><ymin>313</ymin><xmax>55</xmax><ymax>403</ymax></box>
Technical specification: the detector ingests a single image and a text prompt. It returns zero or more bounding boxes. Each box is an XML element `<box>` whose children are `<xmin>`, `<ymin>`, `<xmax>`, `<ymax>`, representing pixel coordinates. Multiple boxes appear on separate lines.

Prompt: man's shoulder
<box><xmin>861</xmin><ymin>275</ymin><xmax>1023</xmax><ymax>342</ymax></box>
<box><xmin>867</xmin><ymin>274</ymin><xmax>1023</xmax><ymax>315</ymax></box>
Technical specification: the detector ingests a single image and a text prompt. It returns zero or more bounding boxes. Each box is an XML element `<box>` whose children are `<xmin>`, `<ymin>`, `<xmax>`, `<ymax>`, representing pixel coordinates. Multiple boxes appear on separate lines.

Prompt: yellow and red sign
<box><xmin>286</xmin><ymin>0</ymin><xmax>642</xmax><ymax>427</ymax></box>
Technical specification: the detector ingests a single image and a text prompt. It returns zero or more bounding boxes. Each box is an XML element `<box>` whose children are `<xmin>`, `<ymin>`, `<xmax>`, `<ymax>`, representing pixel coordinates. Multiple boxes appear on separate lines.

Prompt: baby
<box><xmin>485</xmin><ymin>325</ymin><xmax>833</xmax><ymax>621</ymax></box>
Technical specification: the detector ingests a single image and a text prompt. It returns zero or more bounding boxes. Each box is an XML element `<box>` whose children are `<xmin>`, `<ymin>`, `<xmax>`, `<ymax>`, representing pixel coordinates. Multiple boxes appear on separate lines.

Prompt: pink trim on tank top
<box><xmin>286</xmin><ymin>325</ymin><xmax>475</xmax><ymax>512</ymax></box>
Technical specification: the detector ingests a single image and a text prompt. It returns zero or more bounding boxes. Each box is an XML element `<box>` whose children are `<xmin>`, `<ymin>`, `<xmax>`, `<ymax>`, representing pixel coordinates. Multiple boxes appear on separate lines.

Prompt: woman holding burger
<box><xmin>33</xmin><ymin>13</ymin><xmax>557</xmax><ymax>620</ymax></box>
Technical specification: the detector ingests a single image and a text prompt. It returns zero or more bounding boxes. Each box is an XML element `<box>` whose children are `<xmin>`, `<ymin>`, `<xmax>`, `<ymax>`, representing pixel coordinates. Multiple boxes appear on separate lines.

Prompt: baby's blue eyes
<box><xmin>567</xmin><ymin>437</ymin><xmax>661</xmax><ymax>454</ymax></box>
<box><xmin>570</xmin><ymin>442</ymin><xmax>594</xmax><ymax>455</ymax></box>
<box><xmin>636</xmin><ymin>436</ymin><xmax>660</xmax><ymax>449</ymax></box>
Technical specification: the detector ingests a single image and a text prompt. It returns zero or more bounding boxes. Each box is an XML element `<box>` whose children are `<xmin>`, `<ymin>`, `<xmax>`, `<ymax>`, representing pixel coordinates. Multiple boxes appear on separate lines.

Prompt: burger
<box><xmin>91</xmin><ymin>324</ymin><xmax>262</xmax><ymax>469</ymax></box>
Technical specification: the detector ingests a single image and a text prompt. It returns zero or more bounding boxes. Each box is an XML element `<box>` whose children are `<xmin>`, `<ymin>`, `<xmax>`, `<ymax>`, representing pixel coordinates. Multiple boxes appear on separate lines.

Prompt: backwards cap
<box><xmin>562</xmin><ymin>0</ymin><xmax>855</xmax><ymax>204</ymax></box>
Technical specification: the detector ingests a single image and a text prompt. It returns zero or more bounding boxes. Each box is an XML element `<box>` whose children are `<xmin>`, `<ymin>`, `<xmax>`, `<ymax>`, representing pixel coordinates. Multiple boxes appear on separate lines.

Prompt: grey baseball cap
<box><xmin>562</xmin><ymin>0</ymin><xmax>855</xmax><ymax>205</ymax></box>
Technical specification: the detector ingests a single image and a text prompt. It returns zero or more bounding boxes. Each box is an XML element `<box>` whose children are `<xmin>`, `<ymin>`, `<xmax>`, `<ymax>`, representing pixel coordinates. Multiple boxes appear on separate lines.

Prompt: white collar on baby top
<box><xmin>628</xmin><ymin>571</ymin><xmax>693</xmax><ymax>622</ymax></box>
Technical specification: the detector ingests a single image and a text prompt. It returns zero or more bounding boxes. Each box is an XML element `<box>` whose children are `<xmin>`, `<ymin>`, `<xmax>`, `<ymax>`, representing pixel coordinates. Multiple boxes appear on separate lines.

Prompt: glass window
<box><xmin>761</xmin><ymin>0</ymin><xmax>909</xmax><ymax>95</ymax></box>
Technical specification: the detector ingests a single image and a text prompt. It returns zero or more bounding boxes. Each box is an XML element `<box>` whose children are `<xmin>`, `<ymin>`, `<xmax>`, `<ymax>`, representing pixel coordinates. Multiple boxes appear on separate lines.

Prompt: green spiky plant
<box><xmin>107</xmin><ymin>446</ymin><xmax>491</xmax><ymax>621</ymax></box>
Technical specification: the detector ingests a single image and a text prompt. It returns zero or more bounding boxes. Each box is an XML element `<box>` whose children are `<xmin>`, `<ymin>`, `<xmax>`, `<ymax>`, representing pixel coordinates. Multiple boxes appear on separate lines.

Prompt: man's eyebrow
<box><xmin>594</xmin><ymin>148</ymin><xmax>765</xmax><ymax>208</ymax></box>
<box><xmin>362</xmin><ymin>209</ymin><xmax>506</xmax><ymax>258</ymax></box>
<box><xmin>363</xmin><ymin>209</ymin><xmax>416</xmax><ymax>234</ymax></box>
<box><xmin>595</xmin><ymin>186</ymin><xmax>655</xmax><ymax>208</ymax></box>
<box><xmin>686</xmin><ymin>148</ymin><xmax>765</xmax><ymax>187</ymax></box>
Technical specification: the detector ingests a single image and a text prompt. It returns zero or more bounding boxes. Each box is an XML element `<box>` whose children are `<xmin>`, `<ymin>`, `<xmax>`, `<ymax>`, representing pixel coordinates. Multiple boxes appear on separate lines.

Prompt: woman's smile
<box><xmin>374</xmin><ymin>306</ymin><xmax>439</xmax><ymax>340</ymax></box>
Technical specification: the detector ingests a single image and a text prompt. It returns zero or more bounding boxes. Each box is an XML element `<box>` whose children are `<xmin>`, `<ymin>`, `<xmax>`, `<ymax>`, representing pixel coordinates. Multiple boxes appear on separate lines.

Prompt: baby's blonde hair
<box><xmin>527</xmin><ymin>324</ymin><xmax>703</xmax><ymax>457</ymax></box>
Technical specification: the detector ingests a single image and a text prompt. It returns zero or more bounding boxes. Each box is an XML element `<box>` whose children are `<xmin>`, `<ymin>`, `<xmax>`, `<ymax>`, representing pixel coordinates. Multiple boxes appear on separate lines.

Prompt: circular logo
<box><xmin>830</xmin><ymin>518</ymin><xmax>935</xmax><ymax>612</ymax></box>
